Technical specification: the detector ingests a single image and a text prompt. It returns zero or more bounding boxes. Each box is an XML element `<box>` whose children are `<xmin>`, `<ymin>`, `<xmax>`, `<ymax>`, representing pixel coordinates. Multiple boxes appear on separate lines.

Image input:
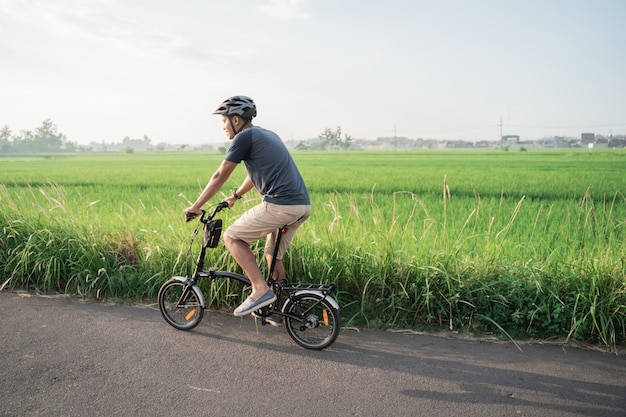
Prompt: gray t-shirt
<box><xmin>225</xmin><ymin>126</ymin><xmax>310</xmax><ymax>205</ymax></box>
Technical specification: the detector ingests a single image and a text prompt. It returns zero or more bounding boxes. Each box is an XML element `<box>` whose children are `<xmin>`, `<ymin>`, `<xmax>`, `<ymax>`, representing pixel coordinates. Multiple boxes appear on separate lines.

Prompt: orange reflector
<box><xmin>186</xmin><ymin>309</ymin><xmax>196</xmax><ymax>321</ymax></box>
<box><xmin>323</xmin><ymin>309</ymin><xmax>329</xmax><ymax>326</ymax></box>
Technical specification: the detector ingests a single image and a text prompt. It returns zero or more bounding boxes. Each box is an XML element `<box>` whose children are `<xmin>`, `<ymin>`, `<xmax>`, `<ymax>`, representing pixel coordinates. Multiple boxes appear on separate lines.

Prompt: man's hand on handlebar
<box><xmin>184</xmin><ymin>201</ymin><xmax>229</xmax><ymax>222</ymax></box>
<box><xmin>223</xmin><ymin>195</ymin><xmax>239</xmax><ymax>209</ymax></box>
<box><xmin>184</xmin><ymin>208</ymin><xmax>202</xmax><ymax>223</ymax></box>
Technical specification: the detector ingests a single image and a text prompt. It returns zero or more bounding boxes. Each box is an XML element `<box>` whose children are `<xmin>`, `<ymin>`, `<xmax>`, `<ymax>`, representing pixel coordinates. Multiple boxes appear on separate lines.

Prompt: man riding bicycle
<box><xmin>184</xmin><ymin>96</ymin><xmax>311</xmax><ymax>318</ymax></box>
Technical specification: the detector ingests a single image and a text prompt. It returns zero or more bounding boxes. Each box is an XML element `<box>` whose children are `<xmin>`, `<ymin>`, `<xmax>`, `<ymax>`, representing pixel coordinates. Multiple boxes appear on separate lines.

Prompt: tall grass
<box><xmin>293</xmin><ymin>186</ymin><xmax>625</xmax><ymax>350</ymax></box>
<box><xmin>1</xmin><ymin>150</ymin><xmax>624</xmax><ymax>350</ymax></box>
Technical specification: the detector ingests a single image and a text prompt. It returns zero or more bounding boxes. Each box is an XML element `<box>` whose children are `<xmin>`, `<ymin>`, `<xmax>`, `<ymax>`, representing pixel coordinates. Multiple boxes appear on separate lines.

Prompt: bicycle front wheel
<box><xmin>284</xmin><ymin>294</ymin><xmax>340</xmax><ymax>350</ymax></box>
<box><xmin>158</xmin><ymin>279</ymin><xmax>204</xmax><ymax>331</ymax></box>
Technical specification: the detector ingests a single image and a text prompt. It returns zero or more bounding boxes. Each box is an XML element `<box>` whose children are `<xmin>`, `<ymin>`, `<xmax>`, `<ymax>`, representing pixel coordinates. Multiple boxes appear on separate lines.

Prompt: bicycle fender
<box><xmin>171</xmin><ymin>276</ymin><xmax>206</xmax><ymax>308</ymax></box>
<box><xmin>287</xmin><ymin>290</ymin><xmax>339</xmax><ymax>310</ymax></box>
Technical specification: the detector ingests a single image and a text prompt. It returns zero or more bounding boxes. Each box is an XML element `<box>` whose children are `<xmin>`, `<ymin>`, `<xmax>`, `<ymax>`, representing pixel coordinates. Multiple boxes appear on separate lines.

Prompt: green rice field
<box><xmin>1</xmin><ymin>149</ymin><xmax>625</xmax><ymax>350</ymax></box>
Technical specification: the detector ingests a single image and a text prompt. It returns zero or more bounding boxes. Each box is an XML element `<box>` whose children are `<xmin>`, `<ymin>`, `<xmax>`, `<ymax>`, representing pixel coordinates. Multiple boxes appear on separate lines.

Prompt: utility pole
<box><xmin>499</xmin><ymin>115</ymin><xmax>503</xmax><ymax>149</ymax></box>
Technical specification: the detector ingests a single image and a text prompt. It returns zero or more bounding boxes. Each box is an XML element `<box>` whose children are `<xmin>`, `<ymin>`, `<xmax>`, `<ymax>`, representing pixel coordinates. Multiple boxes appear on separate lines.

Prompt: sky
<box><xmin>1</xmin><ymin>0</ymin><xmax>625</xmax><ymax>145</ymax></box>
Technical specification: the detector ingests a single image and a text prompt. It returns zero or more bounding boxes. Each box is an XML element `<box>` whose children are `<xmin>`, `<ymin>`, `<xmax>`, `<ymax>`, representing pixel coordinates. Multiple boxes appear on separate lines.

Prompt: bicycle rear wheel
<box><xmin>158</xmin><ymin>279</ymin><xmax>204</xmax><ymax>331</ymax></box>
<box><xmin>284</xmin><ymin>294</ymin><xmax>340</xmax><ymax>350</ymax></box>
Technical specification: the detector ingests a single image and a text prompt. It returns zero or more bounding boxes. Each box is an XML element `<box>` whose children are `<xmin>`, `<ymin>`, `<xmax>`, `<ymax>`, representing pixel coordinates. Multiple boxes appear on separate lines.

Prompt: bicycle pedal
<box><xmin>251</xmin><ymin>308</ymin><xmax>269</xmax><ymax>319</ymax></box>
<box><xmin>251</xmin><ymin>315</ymin><xmax>269</xmax><ymax>326</ymax></box>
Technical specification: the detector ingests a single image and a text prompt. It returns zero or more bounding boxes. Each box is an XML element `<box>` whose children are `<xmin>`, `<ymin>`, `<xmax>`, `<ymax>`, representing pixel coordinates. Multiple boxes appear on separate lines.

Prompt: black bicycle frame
<box><xmin>190</xmin><ymin>207</ymin><xmax>297</xmax><ymax>287</ymax></box>
<box><xmin>184</xmin><ymin>206</ymin><xmax>336</xmax><ymax>320</ymax></box>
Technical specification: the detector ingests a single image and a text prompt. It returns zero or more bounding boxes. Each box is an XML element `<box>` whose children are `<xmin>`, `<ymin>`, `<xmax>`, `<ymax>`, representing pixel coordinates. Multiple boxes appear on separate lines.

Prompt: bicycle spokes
<box><xmin>284</xmin><ymin>294</ymin><xmax>340</xmax><ymax>350</ymax></box>
<box><xmin>158</xmin><ymin>280</ymin><xmax>204</xmax><ymax>331</ymax></box>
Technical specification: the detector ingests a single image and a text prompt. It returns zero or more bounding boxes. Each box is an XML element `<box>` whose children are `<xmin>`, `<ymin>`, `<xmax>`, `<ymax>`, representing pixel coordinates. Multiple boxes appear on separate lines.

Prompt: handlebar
<box><xmin>198</xmin><ymin>201</ymin><xmax>229</xmax><ymax>223</ymax></box>
<box><xmin>185</xmin><ymin>201</ymin><xmax>228</xmax><ymax>223</ymax></box>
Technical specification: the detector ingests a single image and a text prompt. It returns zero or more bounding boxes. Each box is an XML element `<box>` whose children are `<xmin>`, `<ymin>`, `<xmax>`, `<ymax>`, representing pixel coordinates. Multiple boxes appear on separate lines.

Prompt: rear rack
<box><xmin>283</xmin><ymin>282</ymin><xmax>336</xmax><ymax>295</ymax></box>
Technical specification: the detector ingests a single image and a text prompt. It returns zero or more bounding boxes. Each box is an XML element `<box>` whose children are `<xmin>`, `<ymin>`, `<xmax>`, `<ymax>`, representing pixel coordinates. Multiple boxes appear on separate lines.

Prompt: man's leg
<box><xmin>265</xmin><ymin>254</ymin><xmax>286</xmax><ymax>280</ymax></box>
<box><xmin>224</xmin><ymin>235</ymin><xmax>269</xmax><ymax>300</ymax></box>
<box><xmin>223</xmin><ymin>202</ymin><xmax>309</xmax><ymax>314</ymax></box>
<box><xmin>263</xmin><ymin>204</ymin><xmax>311</xmax><ymax>282</ymax></box>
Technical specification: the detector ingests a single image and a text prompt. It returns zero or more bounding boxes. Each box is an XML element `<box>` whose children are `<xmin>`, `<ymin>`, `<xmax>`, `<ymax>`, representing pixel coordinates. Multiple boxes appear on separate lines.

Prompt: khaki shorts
<box><xmin>224</xmin><ymin>202</ymin><xmax>311</xmax><ymax>259</ymax></box>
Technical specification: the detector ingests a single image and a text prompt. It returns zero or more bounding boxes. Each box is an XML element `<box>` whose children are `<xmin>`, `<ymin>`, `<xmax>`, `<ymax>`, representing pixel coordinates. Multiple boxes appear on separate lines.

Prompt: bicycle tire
<box><xmin>284</xmin><ymin>293</ymin><xmax>340</xmax><ymax>350</ymax></box>
<box><xmin>158</xmin><ymin>279</ymin><xmax>204</xmax><ymax>331</ymax></box>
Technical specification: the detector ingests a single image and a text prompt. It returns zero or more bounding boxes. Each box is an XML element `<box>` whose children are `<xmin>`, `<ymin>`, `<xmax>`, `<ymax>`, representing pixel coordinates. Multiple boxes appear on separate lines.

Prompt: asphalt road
<box><xmin>1</xmin><ymin>291</ymin><xmax>624</xmax><ymax>417</ymax></box>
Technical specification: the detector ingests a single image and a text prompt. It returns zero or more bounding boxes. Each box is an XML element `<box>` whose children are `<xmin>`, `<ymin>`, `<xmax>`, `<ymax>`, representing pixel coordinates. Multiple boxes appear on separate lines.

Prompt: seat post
<box><xmin>267</xmin><ymin>226</ymin><xmax>286</xmax><ymax>280</ymax></box>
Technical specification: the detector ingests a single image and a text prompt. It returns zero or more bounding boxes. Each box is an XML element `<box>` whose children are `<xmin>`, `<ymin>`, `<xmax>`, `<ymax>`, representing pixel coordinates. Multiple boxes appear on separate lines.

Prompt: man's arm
<box><xmin>223</xmin><ymin>175</ymin><xmax>255</xmax><ymax>208</ymax></box>
<box><xmin>235</xmin><ymin>175</ymin><xmax>254</xmax><ymax>197</ymax></box>
<box><xmin>185</xmin><ymin>160</ymin><xmax>238</xmax><ymax>220</ymax></box>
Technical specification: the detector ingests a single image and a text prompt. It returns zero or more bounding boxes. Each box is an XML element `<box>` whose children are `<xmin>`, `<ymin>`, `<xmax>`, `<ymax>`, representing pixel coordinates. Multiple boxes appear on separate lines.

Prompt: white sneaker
<box><xmin>233</xmin><ymin>290</ymin><xmax>277</xmax><ymax>317</ymax></box>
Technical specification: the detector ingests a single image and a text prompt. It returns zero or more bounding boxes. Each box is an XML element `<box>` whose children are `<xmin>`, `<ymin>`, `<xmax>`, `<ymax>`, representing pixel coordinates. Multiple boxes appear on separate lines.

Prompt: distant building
<box><xmin>581</xmin><ymin>133</ymin><xmax>595</xmax><ymax>144</ymax></box>
<box><xmin>543</xmin><ymin>136</ymin><xmax>571</xmax><ymax>148</ymax></box>
<box><xmin>444</xmin><ymin>140</ymin><xmax>472</xmax><ymax>148</ymax></box>
<box><xmin>502</xmin><ymin>135</ymin><xmax>520</xmax><ymax>146</ymax></box>
<box><xmin>595</xmin><ymin>138</ymin><xmax>610</xmax><ymax>148</ymax></box>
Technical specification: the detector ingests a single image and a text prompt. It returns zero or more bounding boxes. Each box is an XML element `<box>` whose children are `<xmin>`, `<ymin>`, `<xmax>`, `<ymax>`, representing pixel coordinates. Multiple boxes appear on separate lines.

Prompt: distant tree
<box><xmin>121</xmin><ymin>135</ymin><xmax>153</xmax><ymax>151</ymax></box>
<box><xmin>33</xmin><ymin>118</ymin><xmax>66</xmax><ymax>152</ymax></box>
<box><xmin>13</xmin><ymin>129</ymin><xmax>34</xmax><ymax>152</ymax></box>
<box><xmin>0</xmin><ymin>119</ymin><xmax>70</xmax><ymax>153</ymax></box>
<box><xmin>318</xmin><ymin>126</ymin><xmax>352</xmax><ymax>150</ymax></box>
<box><xmin>65</xmin><ymin>140</ymin><xmax>78</xmax><ymax>152</ymax></box>
<box><xmin>0</xmin><ymin>125</ymin><xmax>11</xmax><ymax>152</ymax></box>
<box><xmin>340</xmin><ymin>134</ymin><xmax>352</xmax><ymax>150</ymax></box>
<box><xmin>319</xmin><ymin>126</ymin><xmax>339</xmax><ymax>150</ymax></box>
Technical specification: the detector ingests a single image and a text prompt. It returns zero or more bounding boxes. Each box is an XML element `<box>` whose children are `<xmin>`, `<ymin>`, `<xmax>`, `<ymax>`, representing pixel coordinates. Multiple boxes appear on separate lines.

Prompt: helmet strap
<box><xmin>230</xmin><ymin>116</ymin><xmax>251</xmax><ymax>135</ymax></box>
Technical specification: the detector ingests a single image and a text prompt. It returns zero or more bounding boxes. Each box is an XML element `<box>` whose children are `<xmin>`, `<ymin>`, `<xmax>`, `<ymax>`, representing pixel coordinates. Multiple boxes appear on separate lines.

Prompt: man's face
<box><xmin>221</xmin><ymin>115</ymin><xmax>235</xmax><ymax>140</ymax></box>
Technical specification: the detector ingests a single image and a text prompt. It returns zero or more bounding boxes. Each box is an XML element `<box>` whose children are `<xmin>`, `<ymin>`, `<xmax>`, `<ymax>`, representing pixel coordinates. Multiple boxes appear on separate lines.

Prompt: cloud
<box><xmin>1</xmin><ymin>0</ymin><xmax>109</xmax><ymax>36</ymax></box>
<box><xmin>0</xmin><ymin>0</ymin><xmax>206</xmax><ymax>63</ymax></box>
<box><xmin>260</xmin><ymin>0</ymin><xmax>310</xmax><ymax>21</ymax></box>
